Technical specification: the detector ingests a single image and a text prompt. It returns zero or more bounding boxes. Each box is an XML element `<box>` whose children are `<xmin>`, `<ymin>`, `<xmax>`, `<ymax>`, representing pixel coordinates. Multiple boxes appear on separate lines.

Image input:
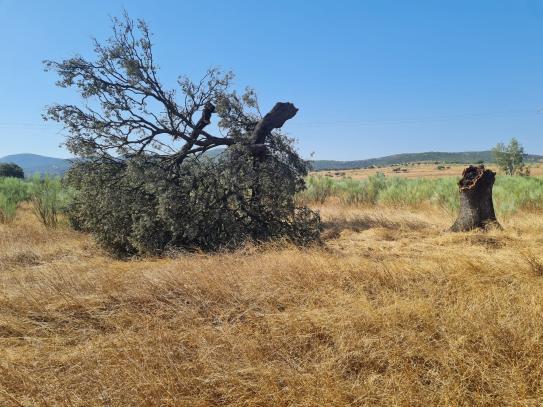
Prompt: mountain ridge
<box><xmin>311</xmin><ymin>150</ymin><xmax>543</xmax><ymax>170</ymax></box>
<box><xmin>0</xmin><ymin>154</ymin><xmax>73</xmax><ymax>176</ymax></box>
<box><xmin>2</xmin><ymin>151</ymin><xmax>543</xmax><ymax>175</ymax></box>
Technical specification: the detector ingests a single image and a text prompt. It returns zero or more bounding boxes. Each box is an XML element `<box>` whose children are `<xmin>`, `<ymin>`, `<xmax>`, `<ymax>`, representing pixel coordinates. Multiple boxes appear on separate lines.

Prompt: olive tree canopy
<box><xmin>0</xmin><ymin>163</ymin><xmax>24</xmax><ymax>179</ymax></box>
<box><xmin>45</xmin><ymin>14</ymin><xmax>321</xmax><ymax>256</ymax></box>
<box><xmin>44</xmin><ymin>14</ymin><xmax>296</xmax><ymax>165</ymax></box>
<box><xmin>492</xmin><ymin>138</ymin><xmax>528</xmax><ymax>176</ymax></box>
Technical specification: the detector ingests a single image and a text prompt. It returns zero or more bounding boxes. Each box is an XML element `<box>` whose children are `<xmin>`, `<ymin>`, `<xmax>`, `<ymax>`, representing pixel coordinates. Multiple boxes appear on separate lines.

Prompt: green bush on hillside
<box><xmin>0</xmin><ymin>163</ymin><xmax>24</xmax><ymax>179</ymax></box>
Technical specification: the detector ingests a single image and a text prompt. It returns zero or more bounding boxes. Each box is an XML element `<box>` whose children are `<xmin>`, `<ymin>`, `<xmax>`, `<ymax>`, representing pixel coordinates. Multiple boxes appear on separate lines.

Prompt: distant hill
<box><xmin>3</xmin><ymin>150</ymin><xmax>543</xmax><ymax>176</ymax></box>
<box><xmin>0</xmin><ymin>154</ymin><xmax>72</xmax><ymax>176</ymax></box>
<box><xmin>311</xmin><ymin>151</ymin><xmax>543</xmax><ymax>171</ymax></box>
<box><xmin>0</xmin><ymin>150</ymin><xmax>228</xmax><ymax>177</ymax></box>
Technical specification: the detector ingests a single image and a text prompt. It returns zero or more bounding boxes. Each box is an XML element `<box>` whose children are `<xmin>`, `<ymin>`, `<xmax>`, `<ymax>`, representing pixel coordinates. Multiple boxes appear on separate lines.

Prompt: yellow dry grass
<box><xmin>313</xmin><ymin>162</ymin><xmax>543</xmax><ymax>180</ymax></box>
<box><xmin>2</xmin><ymin>204</ymin><xmax>543</xmax><ymax>406</ymax></box>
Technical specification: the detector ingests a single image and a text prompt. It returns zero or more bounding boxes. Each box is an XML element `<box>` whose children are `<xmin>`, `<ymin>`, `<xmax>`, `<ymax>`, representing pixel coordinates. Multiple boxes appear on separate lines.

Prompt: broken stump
<box><xmin>450</xmin><ymin>165</ymin><xmax>501</xmax><ymax>232</ymax></box>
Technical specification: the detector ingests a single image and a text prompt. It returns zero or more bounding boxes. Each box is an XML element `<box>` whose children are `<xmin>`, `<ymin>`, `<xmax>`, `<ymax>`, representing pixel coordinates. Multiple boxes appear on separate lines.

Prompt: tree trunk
<box><xmin>450</xmin><ymin>165</ymin><xmax>501</xmax><ymax>232</ymax></box>
<box><xmin>248</xmin><ymin>102</ymin><xmax>298</xmax><ymax>238</ymax></box>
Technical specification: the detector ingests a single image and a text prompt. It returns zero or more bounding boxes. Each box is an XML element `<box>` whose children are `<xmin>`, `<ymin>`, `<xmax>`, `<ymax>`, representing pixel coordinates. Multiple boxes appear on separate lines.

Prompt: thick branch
<box><xmin>172</xmin><ymin>102</ymin><xmax>222</xmax><ymax>164</ymax></box>
<box><xmin>251</xmin><ymin>102</ymin><xmax>298</xmax><ymax>145</ymax></box>
<box><xmin>45</xmin><ymin>14</ymin><xmax>285</xmax><ymax>165</ymax></box>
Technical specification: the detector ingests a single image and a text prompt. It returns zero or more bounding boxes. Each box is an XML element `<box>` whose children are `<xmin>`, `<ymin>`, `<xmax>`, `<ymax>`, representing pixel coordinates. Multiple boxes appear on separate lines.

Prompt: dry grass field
<box><xmin>2</xmin><ymin>203</ymin><xmax>543</xmax><ymax>406</ymax></box>
<box><xmin>313</xmin><ymin>162</ymin><xmax>543</xmax><ymax>180</ymax></box>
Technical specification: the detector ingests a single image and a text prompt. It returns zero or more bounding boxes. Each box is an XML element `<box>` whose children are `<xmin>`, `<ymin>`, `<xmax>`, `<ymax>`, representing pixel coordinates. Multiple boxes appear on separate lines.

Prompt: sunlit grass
<box><xmin>300</xmin><ymin>174</ymin><xmax>543</xmax><ymax>216</ymax></box>
<box><xmin>1</xmin><ymin>204</ymin><xmax>543</xmax><ymax>405</ymax></box>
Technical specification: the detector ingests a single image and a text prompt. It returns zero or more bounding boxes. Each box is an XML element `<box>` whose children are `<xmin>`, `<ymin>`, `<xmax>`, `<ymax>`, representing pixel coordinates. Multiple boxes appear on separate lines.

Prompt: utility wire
<box><xmin>290</xmin><ymin>108</ymin><xmax>543</xmax><ymax>127</ymax></box>
<box><xmin>0</xmin><ymin>107</ymin><xmax>542</xmax><ymax>129</ymax></box>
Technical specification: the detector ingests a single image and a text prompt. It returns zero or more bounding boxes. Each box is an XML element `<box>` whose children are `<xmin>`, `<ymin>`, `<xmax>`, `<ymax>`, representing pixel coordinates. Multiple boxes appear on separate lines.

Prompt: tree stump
<box><xmin>450</xmin><ymin>165</ymin><xmax>501</xmax><ymax>232</ymax></box>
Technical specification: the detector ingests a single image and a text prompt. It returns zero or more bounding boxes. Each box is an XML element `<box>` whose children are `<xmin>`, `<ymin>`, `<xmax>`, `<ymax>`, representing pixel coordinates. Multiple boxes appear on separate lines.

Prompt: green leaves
<box><xmin>44</xmin><ymin>13</ymin><xmax>258</xmax><ymax>163</ymax></box>
<box><xmin>29</xmin><ymin>175</ymin><xmax>70</xmax><ymax>228</ymax></box>
<box><xmin>492</xmin><ymin>138</ymin><xmax>527</xmax><ymax>176</ymax></box>
<box><xmin>66</xmin><ymin>139</ymin><xmax>321</xmax><ymax>257</ymax></box>
<box><xmin>0</xmin><ymin>194</ymin><xmax>18</xmax><ymax>223</ymax></box>
<box><xmin>0</xmin><ymin>163</ymin><xmax>24</xmax><ymax>179</ymax></box>
<box><xmin>44</xmin><ymin>12</ymin><xmax>320</xmax><ymax>255</ymax></box>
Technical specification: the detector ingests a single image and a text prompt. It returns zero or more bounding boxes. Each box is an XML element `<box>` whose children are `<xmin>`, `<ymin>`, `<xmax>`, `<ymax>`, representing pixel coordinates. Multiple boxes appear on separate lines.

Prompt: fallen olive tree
<box><xmin>451</xmin><ymin>165</ymin><xmax>501</xmax><ymax>232</ymax></box>
<box><xmin>46</xmin><ymin>14</ymin><xmax>321</xmax><ymax>256</ymax></box>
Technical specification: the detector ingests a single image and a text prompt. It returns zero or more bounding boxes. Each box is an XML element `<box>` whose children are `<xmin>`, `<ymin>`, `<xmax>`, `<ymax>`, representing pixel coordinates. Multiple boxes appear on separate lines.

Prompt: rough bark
<box><xmin>248</xmin><ymin>103</ymin><xmax>298</xmax><ymax>231</ymax></box>
<box><xmin>251</xmin><ymin>102</ymin><xmax>298</xmax><ymax>145</ymax></box>
<box><xmin>450</xmin><ymin>165</ymin><xmax>501</xmax><ymax>232</ymax></box>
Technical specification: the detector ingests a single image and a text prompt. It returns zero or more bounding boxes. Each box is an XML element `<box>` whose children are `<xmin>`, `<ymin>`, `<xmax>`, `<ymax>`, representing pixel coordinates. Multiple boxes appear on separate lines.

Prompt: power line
<box><xmin>288</xmin><ymin>108</ymin><xmax>543</xmax><ymax>127</ymax></box>
<box><xmin>0</xmin><ymin>107</ymin><xmax>541</xmax><ymax>130</ymax></box>
<box><xmin>0</xmin><ymin>122</ymin><xmax>51</xmax><ymax>128</ymax></box>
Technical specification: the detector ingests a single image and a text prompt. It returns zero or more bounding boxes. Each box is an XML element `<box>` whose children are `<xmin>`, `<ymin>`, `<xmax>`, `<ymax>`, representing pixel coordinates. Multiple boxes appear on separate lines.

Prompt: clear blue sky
<box><xmin>1</xmin><ymin>0</ymin><xmax>543</xmax><ymax>160</ymax></box>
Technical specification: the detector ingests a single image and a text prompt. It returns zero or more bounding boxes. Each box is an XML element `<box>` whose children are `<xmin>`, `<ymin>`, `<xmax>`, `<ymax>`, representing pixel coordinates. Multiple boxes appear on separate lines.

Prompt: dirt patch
<box><xmin>322</xmin><ymin>214</ymin><xmax>430</xmax><ymax>240</ymax></box>
<box><xmin>0</xmin><ymin>250</ymin><xmax>42</xmax><ymax>268</ymax></box>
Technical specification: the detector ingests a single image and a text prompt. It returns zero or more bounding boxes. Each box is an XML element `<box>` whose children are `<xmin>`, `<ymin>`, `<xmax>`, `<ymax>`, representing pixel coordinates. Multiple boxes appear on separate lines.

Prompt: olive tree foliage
<box><xmin>0</xmin><ymin>163</ymin><xmax>24</xmax><ymax>179</ymax></box>
<box><xmin>492</xmin><ymin>138</ymin><xmax>529</xmax><ymax>176</ymax></box>
<box><xmin>45</xmin><ymin>14</ymin><xmax>321</xmax><ymax>256</ymax></box>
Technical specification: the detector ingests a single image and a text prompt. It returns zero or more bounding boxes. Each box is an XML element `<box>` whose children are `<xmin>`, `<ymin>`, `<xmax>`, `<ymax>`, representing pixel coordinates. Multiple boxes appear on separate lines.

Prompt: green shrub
<box><xmin>335</xmin><ymin>177</ymin><xmax>368</xmax><ymax>205</ymax></box>
<box><xmin>493</xmin><ymin>176</ymin><xmax>543</xmax><ymax>215</ymax></box>
<box><xmin>379</xmin><ymin>178</ymin><xmax>428</xmax><ymax>207</ymax></box>
<box><xmin>0</xmin><ymin>177</ymin><xmax>30</xmax><ymax>202</ymax></box>
<box><xmin>428</xmin><ymin>178</ymin><xmax>459</xmax><ymax>213</ymax></box>
<box><xmin>30</xmin><ymin>175</ymin><xmax>71</xmax><ymax>228</ymax></box>
<box><xmin>0</xmin><ymin>163</ymin><xmax>24</xmax><ymax>179</ymax></box>
<box><xmin>301</xmin><ymin>176</ymin><xmax>335</xmax><ymax>204</ymax></box>
<box><xmin>0</xmin><ymin>177</ymin><xmax>30</xmax><ymax>223</ymax></box>
<box><xmin>66</xmin><ymin>142</ymin><xmax>321</xmax><ymax>257</ymax></box>
<box><xmin>0</xmin><ymin>194</ymin><xmax>18</xmax><ymax>223</ymax></box>
<box><xmin>334</xmin><ymin>173</ymin><xmax>386</xmax><ymax>206</ymax></box>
